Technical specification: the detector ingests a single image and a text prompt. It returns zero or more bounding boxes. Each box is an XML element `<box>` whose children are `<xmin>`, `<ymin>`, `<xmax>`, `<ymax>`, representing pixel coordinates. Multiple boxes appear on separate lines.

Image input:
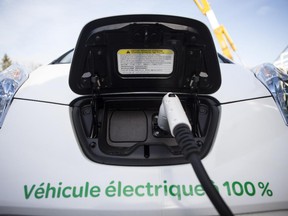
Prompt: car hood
<box><xmin>15</xmin><ymin>64</ymin><xmax>80</xmax><ymax>105</ymax></box>
<box><xmin>15</xmin><ymin>62</ymin><xmax>269</xmax><ymax>105</ymax></box>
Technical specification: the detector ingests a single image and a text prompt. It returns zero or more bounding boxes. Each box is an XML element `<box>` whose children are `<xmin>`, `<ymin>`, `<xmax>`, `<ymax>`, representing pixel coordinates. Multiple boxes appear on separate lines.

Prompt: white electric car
<box><xmin>1</xmin><ymin>14</ymin><xmax>288</xmax><ymax>216</ymax></box>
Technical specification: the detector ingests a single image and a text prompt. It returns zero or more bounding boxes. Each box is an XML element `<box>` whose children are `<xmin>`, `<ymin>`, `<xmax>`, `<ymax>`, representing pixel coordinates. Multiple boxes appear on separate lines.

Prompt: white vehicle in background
<box><xmin>0</xmin><ymin>14</ymin><xmax>288</xmax><ymax>216</ymax></box>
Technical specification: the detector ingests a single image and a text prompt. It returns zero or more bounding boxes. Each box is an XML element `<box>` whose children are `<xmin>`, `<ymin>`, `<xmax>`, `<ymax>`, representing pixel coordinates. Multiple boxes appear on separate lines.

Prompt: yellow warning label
<box><xmin>117</xmin><ymin>49</ymin><xmax>174</xmax><ymax>75</ymax></box>
<box><xmin>117</xmin><ymin>49</ymin><xmax>174</xmax><ymax>55</ymax></box>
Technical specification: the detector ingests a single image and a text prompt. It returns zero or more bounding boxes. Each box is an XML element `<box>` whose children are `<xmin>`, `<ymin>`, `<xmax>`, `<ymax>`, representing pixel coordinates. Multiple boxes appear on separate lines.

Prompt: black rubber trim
<box><xmin>219</xmin><ymin>95</ymin><xmax>271</xmax><ymax>106</ymax></box>
<box><xmin>13</xmin><ymin>97</ymin><xmax>69</xmax><ymax>106</ymax></box>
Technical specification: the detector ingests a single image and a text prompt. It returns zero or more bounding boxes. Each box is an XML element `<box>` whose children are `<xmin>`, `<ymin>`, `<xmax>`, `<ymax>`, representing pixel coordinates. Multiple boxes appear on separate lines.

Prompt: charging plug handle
<box><xmin>158</xmin><ymin>92</ymin><xmax>191</xmax><ymax>136</ymax></box>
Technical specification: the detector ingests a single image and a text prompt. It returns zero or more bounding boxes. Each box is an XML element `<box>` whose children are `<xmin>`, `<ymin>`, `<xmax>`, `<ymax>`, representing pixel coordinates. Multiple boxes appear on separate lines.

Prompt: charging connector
<box><xmin>158</xmin><ymin>92</ymin><xmax>233</xmax><ymax>216</ymax></box>
<box><xmin>158</xmin><ymin>92</ymin><xmax>191</xmax><ymax>136</ymax></box>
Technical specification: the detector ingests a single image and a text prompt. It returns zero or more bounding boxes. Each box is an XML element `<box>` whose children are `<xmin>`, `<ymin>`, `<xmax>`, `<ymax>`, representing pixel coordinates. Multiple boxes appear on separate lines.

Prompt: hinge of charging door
<box><xmin>88</xmin><ymin>50</ymin><xmax>103</xmax><ymax>138</ymax></box>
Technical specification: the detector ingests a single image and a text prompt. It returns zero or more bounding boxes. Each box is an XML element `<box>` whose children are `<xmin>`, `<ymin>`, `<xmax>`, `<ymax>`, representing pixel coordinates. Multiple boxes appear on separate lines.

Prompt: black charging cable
<box><xmin>174</xmin><ymin>123</ymin><xmax>234</xmax><ymax>216</ymax></box>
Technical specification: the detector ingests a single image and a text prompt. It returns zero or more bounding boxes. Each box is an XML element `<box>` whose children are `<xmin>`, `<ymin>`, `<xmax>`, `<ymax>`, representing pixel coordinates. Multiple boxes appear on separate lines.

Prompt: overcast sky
<box><xmin>0</xmin><ymin>0</ymin><xmax>287</xmax><ymax>69</ymax></box>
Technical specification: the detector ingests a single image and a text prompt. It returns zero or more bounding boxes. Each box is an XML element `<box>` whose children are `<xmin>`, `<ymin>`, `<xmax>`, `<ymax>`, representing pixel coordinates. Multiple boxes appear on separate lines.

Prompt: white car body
<box><xmin>0</xmin><ymin>15</ymin><xmax>287</xmax><ymax>216</ymax></box>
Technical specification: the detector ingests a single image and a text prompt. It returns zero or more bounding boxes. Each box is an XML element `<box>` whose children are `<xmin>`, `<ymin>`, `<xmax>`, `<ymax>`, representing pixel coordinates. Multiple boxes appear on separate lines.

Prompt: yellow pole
<box><xmin>194</xmin><ymin>0</ymin><xmax>237</xmax><ymax>60</ymax></box>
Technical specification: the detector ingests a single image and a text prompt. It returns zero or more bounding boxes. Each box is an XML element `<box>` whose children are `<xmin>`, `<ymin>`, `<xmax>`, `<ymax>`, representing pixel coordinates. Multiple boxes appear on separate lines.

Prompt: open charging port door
<box><xmin>69</xmin><ymin>14</ymin><xmax>221</xmax><ymax>166</ymax></box>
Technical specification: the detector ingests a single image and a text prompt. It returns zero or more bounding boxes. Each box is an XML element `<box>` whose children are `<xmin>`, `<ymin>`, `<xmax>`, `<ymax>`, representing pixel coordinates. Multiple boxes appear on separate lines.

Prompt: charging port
<box><xmin>70</xmin><ymin>94</ymin><xmax>219</xmax><ymax>166</ymax></box>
